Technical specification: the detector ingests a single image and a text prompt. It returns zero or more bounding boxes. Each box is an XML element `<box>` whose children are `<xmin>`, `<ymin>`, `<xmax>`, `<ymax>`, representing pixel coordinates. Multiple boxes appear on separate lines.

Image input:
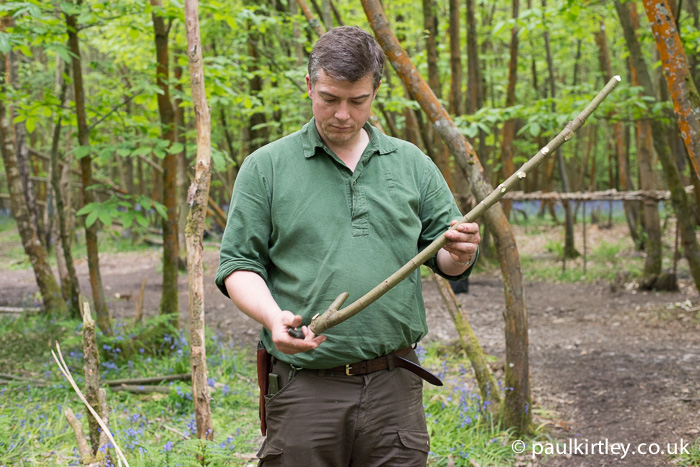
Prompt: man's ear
<box><xmin>305</xmin><ymin>74</ymin><xmax>313</xmax><ymax>99</ymax></box>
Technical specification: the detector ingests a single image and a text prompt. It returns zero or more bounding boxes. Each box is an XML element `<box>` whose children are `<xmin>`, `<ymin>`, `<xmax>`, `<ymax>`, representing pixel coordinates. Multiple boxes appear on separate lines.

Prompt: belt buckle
<box><xmin>345</xmin><ymin>364</ymin><xmax>353</xmax><ymax>376</ymax></box>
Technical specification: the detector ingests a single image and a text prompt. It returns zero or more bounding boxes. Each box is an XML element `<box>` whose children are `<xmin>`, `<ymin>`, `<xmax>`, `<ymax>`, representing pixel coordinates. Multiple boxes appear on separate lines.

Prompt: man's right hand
<box><xmin>270</xmin><ymin>310</ymin><xmax>326</xmax><ymax>355</ymax></box>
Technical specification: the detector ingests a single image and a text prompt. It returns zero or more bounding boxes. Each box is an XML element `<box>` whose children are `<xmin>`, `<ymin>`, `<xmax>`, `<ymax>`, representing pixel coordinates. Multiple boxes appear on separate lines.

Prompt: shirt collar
<box><xmin>301</xmin><ymin>117</ymin><xmax>397</xmax><ymax>159</ymax></box>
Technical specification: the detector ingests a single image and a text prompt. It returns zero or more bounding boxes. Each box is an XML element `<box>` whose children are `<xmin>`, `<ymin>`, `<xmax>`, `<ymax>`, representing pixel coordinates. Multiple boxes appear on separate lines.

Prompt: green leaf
<box><xmin>85</xmin><ymin>210</ymin><xmax>98</xmax><ymax>228</ymax></box>
<box><xmin>117</xmin><ymin>148</ymin><xmax>131</xmax><ymax>157</ymax></box>
<box><xmin>136</xmin><ymin>214</ymin><xmax>149</xmax><ymax>228</ymax></box>
<box><xmin>53</xmin><ymin>43</ymin><xmax>73</xmax><ymax>63</ymax></box>
<box><xmin>154</xmin><ymin>202</ymin><xmax>168</xmax><ymax>220</ymax></box>
<box><xmin>76</xmin><ymin>202</ymin><xmax>97</xmax><ymax>216</ymax></box>
<box><xmin>17</xmin><ymin>44</ymin><xmax>32</xmax><ymax>57</ymax></box>
<box><xmin>140</xmin><ymin>199</ymin><xmax>151</xmax><ymax>212</ymax></box>
<box><xmin>167</xmin><ymin>142</ymin><xmax>184</xmax><ymax>154</ymax></box>
<box><xmin>123</xmin><ymin>215</ymin><xmax>134</xmax><ymax>229</ymax></box>
<box><xmin>75</xmin><ymin>145</ymin><xmax>91</xmax><ymax>159</ymax></box>
<box><xmin>60</xmin><ymin>2</ymin><xmax>80</xmax><ymax>16</ymax></box>
<box><xmin>25</xmin><ymin>117</ymin><xmax>36</xmax><ymax>134</ymax></box>
<box><xmin>529</xmin><ymin>122</ymin><xmax>541</xmax><ymax>137</ymax></box>
<box><xmin>98</xmin><ymin>210</ymin><xmax>112</xmax><ymax>227</ymax></box>
<box><xmin>0</xmin><ymin>33</ymin><xmax>10</xmax><ymax>54</ymax></box>
<box><xmin>131</xmin><ymin>146</ymin><xmax>152</xmax><ymax>157</ymax></box>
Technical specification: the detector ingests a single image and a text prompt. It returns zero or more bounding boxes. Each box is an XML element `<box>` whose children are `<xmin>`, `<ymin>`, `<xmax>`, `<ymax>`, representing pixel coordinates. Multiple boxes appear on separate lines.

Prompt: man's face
<box><xmin>306</xmin><ymin>70</ymin><xmax>378</xmax><ymax>150</ymax></box>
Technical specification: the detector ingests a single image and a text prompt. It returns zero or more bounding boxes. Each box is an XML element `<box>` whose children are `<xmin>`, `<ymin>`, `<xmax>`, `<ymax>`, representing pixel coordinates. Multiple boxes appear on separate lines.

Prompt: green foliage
<box><xmin>0</xmin><ymin>313</ymin><xmax>261</xmax><ymax>466</ymax></box>
<box><xmin>675</xmin><ymin>437</ymin><xmax>700</xmax><ymax>466</ymax></box>
<box><xmin>76</xmin><ymin>194</ymin><xmax>167</xmax><ymax>229</ymax></box>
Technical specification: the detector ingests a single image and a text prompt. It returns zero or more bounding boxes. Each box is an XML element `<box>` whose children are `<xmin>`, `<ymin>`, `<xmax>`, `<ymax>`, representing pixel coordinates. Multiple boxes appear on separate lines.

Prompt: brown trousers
<box><xmin>257</xmin><ymin>349</ymin><xmax>430</xmax><ymax>466</ymax></box>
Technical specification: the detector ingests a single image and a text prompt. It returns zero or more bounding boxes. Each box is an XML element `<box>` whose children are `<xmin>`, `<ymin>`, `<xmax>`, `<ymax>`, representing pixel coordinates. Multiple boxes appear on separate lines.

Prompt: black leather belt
<box><xmin>326</xmin><ymin>348</ymin><xmax>443</xmax><ymax>386</ymax></box>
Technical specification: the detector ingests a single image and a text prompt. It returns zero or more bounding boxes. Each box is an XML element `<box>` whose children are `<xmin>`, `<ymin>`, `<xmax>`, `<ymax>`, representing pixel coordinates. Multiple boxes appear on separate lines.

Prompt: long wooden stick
<box><xmin>307</xmin><ymin>76</ymin><xmax>621</xmax><ymax>335</ymax></box>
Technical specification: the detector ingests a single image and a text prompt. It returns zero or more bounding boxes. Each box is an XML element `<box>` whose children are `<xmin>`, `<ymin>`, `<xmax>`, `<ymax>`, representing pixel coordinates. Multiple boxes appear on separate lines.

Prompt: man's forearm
<box><xmin>224</xmin><ymin>270</ymin><xmax>281</xmax><ymax>331</ymax></box>
<box><xmin>436</xmin><ymin>248</ymin><xmax>472</xmax><ymax>277</ymax></box>
<box><xmin>224</xmin><ymin>271</ymin><xmax>326</xmax><ymax>353</ymax></box>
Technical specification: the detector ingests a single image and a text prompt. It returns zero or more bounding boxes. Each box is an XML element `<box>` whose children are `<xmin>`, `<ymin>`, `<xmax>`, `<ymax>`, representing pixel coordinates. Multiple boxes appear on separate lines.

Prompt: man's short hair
<box><xmin>308</xmin><ymin>26</ymin><xmax>385</xmax><ymax>90</ymax></box>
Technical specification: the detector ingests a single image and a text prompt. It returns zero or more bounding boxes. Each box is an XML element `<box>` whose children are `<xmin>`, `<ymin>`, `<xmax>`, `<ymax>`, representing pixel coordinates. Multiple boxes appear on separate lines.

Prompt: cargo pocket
<box><xmin>257</xmin><ymin>439</ymin><xmax>284</xmax><ymax>466</ymax></box>
<box><xmin>396</xmin><ymin>429</ymin><xmax>430</xmax><ymax>466</ymax></box>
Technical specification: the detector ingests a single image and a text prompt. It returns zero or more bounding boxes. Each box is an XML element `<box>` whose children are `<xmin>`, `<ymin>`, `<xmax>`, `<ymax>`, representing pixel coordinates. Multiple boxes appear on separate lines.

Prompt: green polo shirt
<box><xmin>216</xmin><ymin>118</ymin><xmax>473</xmax><ymax>369</ymax></box>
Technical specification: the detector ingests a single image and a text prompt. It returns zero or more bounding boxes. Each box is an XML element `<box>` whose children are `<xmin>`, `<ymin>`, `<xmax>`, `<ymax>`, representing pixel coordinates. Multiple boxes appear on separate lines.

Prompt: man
<box><xmin>216</xmin><ymin>26</ymin><xmax>480</xmax><ymax>466</ymax></box>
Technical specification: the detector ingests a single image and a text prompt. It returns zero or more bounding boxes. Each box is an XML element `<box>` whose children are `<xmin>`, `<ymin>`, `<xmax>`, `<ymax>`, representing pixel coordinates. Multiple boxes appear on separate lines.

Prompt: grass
<box><xmin>0</xmin><ymin>314</ymin><xmax>261</xmax><ymax>466</ymax></box>
<box><xmin>0</xmin><ymin>314</ymin><xmax>522</xmax><ymax>467</ymax></box>
<box><xmin>675</xmin><ymin>438</ymin><xmax>700</xmax><ymax>466</ymax></box>
<box><xmin>517</xmin><ymin>236</ymin><xmax>646</xmax><ymax>284</ymax></box>
<box><xmin>419</xmin><ymin>345</ymin><xmax>517</xmax><ymax>466</ymax></box>
<box><xmin>500</xmin><ymin>199</ymin><xmax>688</xmax><ymax>286</ymax></box>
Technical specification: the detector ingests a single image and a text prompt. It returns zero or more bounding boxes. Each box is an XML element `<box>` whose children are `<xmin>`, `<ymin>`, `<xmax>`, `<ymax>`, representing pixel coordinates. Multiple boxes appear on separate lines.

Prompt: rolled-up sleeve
<box><xmin>215</xmin><ymin>156</ymin><xmax>272</xmax><ymax>297</ymax></box>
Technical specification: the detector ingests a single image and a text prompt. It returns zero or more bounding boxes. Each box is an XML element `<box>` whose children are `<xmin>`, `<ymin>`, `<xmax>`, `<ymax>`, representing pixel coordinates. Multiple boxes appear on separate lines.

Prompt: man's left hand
<box><xmin>443</xmin><ymin>220</ymin><xmax>480</xmax><ymax>265</ymax></box>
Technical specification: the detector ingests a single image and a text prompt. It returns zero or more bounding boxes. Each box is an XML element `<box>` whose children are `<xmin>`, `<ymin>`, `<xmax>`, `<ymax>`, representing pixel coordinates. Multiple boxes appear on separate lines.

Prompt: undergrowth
<box><xmin>1</xmin><ymin>314</ymin><xmax>520</xmax><ymax>466</ymax></box>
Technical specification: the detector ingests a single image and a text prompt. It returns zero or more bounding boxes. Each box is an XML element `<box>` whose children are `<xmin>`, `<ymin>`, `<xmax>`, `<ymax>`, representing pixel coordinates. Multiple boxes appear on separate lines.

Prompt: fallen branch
<box><xmin>163</xmin><ymin>424</ymin><xmax>190</xmax><ymax>439</ymax></box>
<box><xmin>105</xmin><ymin>373</ymin><xmax>191</xmax><ymax>386</ymax></box>
<box><xmin>499</xmin><ymin>186</ymin><xmax>693</xmax><ymax>201</ymax></box>
<box><xmin>110</xmin><ymin>384</ymin><xmax>171</xmax><ymax>394</ymax></box>
<box><xmin>0</xmin><ymin>306</ymin><xmax>42</xmax><ymax>314</ymax></box>
<box><xmin>0</xmin><ymin>373</ymin><xmax>47</xmax><ymax>386</ymax></box>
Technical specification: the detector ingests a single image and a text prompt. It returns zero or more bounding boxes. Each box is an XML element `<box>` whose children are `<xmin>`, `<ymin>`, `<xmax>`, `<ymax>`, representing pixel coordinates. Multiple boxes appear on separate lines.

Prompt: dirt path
<box><xmin>1</xmin><ymin>240</ymin><xmax>699</xmax><ymax>466</ymax></box>
<box><xmin>436</xmin><ymin>274</ymin><xmax>700</xmax><ymax>466</ymax></box>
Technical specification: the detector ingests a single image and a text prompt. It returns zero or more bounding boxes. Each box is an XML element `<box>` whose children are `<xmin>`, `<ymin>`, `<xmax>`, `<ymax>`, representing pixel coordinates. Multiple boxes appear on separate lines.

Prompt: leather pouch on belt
<box><xmin>256</xmin><ymin>341</ymin><xmax>272</xmax><ymax>436</ymax></box>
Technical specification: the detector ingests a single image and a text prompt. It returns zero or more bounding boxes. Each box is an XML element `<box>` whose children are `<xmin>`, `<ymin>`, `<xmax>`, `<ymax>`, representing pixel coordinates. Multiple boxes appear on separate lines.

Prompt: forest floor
<box><xmin>1</xmin><ymin>222</ymin><xmax>699</xmax><ymax>466</ymax></box>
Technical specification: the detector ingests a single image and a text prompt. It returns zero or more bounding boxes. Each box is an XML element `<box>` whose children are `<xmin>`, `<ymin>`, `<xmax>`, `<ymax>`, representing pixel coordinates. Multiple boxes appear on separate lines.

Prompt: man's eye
<box><xmin>351</xmin><ymin>100</ymin><xmax>366</xmax><ymax>105</ymax></box>
<box><xmin>323</xmin><ymin>97</ymin><xmax>336</xmax><ymax>103</ymax></box>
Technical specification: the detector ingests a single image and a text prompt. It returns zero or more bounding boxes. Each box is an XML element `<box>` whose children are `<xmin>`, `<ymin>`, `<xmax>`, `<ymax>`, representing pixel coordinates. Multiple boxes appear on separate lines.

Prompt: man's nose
<box><xmin>335</xmin><ymin>101</ymin><xmax>349</xmax><ymax>120</ymax></box>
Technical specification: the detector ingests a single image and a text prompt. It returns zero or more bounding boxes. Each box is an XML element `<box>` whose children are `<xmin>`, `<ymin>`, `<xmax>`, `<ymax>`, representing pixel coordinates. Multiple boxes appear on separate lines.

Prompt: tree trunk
<box><xmin>499</xmin><ymin>0</ymin><xmax>520</xmax><ymax>218</ymax></box>
<box><xmin>0</xmin><ymin>44</ymin><xmax>65</xmax><ymax>315</ymax></box>
<box><xmin>51</xmin><ymin>60</ymin><xmax>80</xmax><ymax>318</ymax></box>
<box><xmin>3</xmin><ymin>16</ymin><xmax>44</xmax><ymax>247</ymax></box>
<box><xmin>615</xmin><ymin>0</ymin><xmax>700</xmax><ymax>292</ymax></box>
<box><xmin>184</xmin><ymin>0</ymin><xmax>214</xmax><ymax>441</ymax></box>
<box><xmin>685</xmin><ymin>0</ymin><xmax>699</xmax><ymax>87</ymax></box>
<box><xmin>626</xmin><ymin>4</ymin><xmax>664</xmax><ymax>287</ymax></box>
<box><xmin>320</xmin><ymin>0</ymin><xmax>333</xmax><ymax>30</ymax></box>
<box><xmin>593</xmin><ymin>18</ymin><xmax>640</xmax><ymax>243</ymax></box>
<box><xmin>81</xmin><ymin>303</ymin><xmax>104</xmax><ymax>454</ymax></box>
<box><xmin>247</xmin><ymin>20</ymin><xmax>269</xmax><ymax>154</ymax></box>
<box><xmin>362</xmin><ymin>0</ymin><xmax>532</xmax><ymax>434</ymax></box>
<box><xmin>465</xmin><ymin>0</ymin><xmax>482</xmax><ymax>115</ymax></box>
<box><xmin>64</xmin><ymin>1</ymin><xmax>111</xmax><ymax>333</ymax></box>
<box><xmin>448</xmin><ymin>0</ymin><xmax>462</xmax><ymax>117</ymax></box>
<box><xmin>151</xmin><ymin>0</ymin><xmax>179</xmax><ymax>320</ymax></box>
<box><xmin>290</xmin><ymin>0</ymin><xmax>306</xmax><ymax>66</ymax></box>
<box><xmin>542</xmin><ymin>0</ymin><xmax>577</xmax><ymax>258</ymax></box>
<box><xmin>174</xmin><ymin>52</ymin><xmax>188</xmax><ymax>258</ymax></box>
<box><xmin>422</xmin><ymin>0</ymin><xmax>453</xmax><ymax>189</ymax></box>
<box><xmin>637</xmin><ymin>119</ymin><xmax>664</xmax><ymax>287</ymax></box>
<box><xmin>642</xmin><ymin>0</ymin><xmax>700</xmax><ymax>186</ymax></box>
<box><xmin>296</xmin><ymin>0</ymin><xmax>325</xmax><ymax>37</ymax></box>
